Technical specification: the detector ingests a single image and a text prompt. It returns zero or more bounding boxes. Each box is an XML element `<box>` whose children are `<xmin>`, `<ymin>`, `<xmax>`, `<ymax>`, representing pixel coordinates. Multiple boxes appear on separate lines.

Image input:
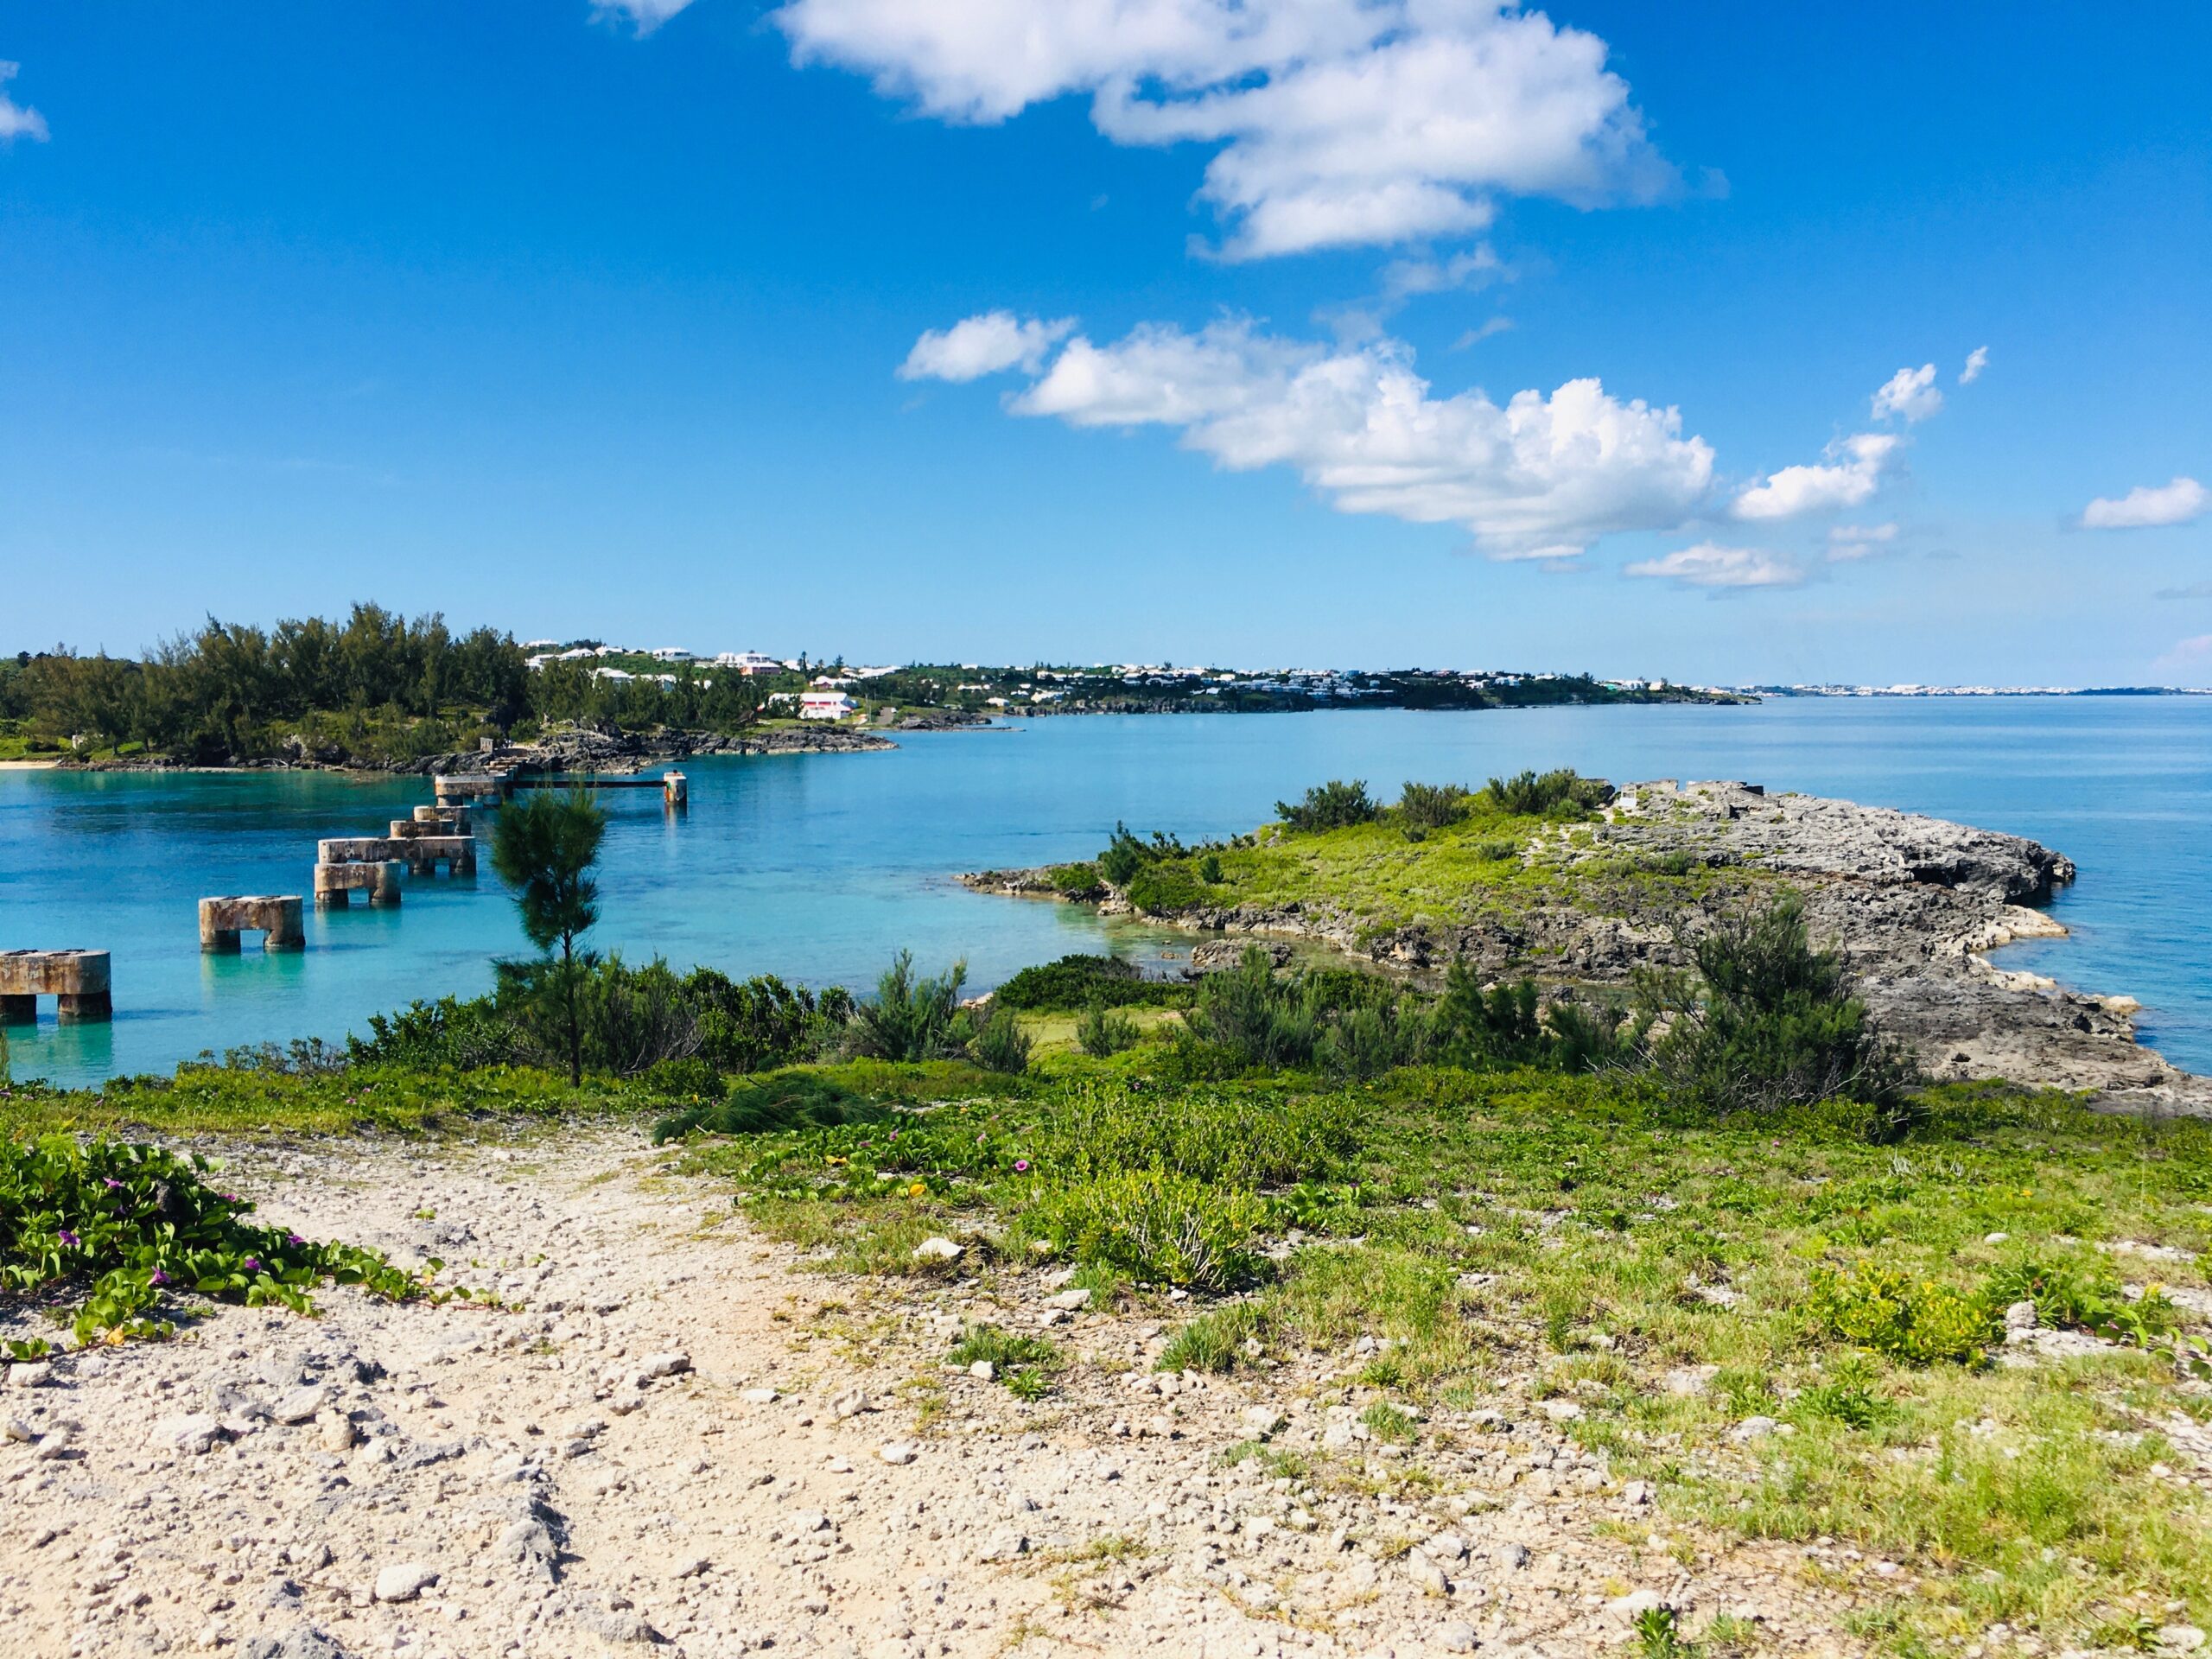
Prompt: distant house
<box><xmin>798</xmin><ymin>690</ymin><xmax>855</xmax><ymax>721</ymax></box>
<box><xmin>650</xmin><ymin>647</ymin><xmax>695</xmax><ymax>663</ymax></box>
<box><xmin>556</xmin><ymin>647</ymin><xmax>597</xmax><ymax>663</ymax></box>
<box><xmin>592</xmin><ymin>667</ymin><xmax>634</xmax><ymax>683</ymax></box>
<box><xmin>713</xmin><ymin>651</ymin><xmax>786</xmax><ymax>675</ymax></box>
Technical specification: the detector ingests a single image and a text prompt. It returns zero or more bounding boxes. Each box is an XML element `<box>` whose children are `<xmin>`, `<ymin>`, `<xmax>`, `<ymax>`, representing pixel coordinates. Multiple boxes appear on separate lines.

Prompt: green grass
<box><xmin>668</xmin><ymin>1058</ymin><xmax>2212</xmax><ymax>1650</ymax></box>
<box><xmin>1071</xmin><ymin>799</ymin><xmax>1757</xmax><ymax>934</ymax></box>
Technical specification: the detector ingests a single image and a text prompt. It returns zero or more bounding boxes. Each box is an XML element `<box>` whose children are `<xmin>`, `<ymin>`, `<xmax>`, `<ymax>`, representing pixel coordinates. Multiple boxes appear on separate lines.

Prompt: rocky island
<box><xmin>963</xmin><ymin>777</ymin><xmax>2204</xmax><ymax>1111</ymax></box>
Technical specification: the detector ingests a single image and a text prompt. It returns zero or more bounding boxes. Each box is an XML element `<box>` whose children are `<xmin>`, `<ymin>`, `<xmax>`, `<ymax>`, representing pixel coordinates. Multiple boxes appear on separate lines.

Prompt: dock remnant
<box><xmin>0</xmin><ymin>950</ymin><xmax>113</xmax><ymax>1023</ymax></box>
<box><xmin>313</xmin><ymin>860</ymin><xmax>405</xmax><ymax>910</ymax></box>
<box><xmin>318</xmin><ymin>834</ymin><xmax>476</xmax><ymax>876</ymax></box>
<box><xmin>199</xmin><ymin>895</ymin><xmax>305</xmax><ymax>952</ymax></box>
<box><xmin>434</xmin><ymin>773</ymin><xmax>512</xmax><ymax>806</ymax></box>
<box><xmin>664</xmin><ymin>770</ymin><xmax>687</xmax><ymax>807</ymax></box>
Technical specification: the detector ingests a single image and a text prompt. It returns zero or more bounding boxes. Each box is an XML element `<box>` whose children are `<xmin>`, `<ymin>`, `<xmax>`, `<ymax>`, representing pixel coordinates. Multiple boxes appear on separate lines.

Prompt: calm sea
<box><xmin>2</xmin><ymin>697</ymin><xmax>2205</xmax><ymax>1089</ymax></box>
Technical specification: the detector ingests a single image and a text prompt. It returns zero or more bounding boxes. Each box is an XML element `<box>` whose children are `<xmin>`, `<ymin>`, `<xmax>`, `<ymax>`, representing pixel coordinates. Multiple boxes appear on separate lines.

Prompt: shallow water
<box><xmin>2</xmin><ymin>697</ymin><xmax>2205</xmax><ymax>1087</ymax></box>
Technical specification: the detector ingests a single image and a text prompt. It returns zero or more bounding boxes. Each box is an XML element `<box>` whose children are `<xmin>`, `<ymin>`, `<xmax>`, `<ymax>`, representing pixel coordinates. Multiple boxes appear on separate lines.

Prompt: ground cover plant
<box><xmin>665</xmin><ymin>1045</ymin><xmax>2212</xmax><ymax>1652</ymax></box>
<box><xmin>0</xmin><ymin>1133</ymin><xmax>439</xmax><ymax>1351</ymax></box>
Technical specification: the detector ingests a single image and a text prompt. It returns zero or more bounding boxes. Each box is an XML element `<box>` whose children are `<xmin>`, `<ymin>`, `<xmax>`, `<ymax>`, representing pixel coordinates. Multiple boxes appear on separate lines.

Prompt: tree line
<box><xmin>0</xmin><ymin>604</ymin><xmax>772</xmax><ymax>762</ymax></box>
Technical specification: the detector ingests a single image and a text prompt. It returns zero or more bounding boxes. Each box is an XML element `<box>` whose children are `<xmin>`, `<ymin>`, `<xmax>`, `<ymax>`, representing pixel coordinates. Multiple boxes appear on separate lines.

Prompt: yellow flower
<box><xmin>908</xmin><ymin>1182</ymin><xmax>927</xmax><ymax>1198</ymax></box>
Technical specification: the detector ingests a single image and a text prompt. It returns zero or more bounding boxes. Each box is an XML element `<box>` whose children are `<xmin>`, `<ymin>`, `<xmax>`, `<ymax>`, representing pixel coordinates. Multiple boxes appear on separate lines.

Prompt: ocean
<box><xmin>2</xmin><ymin>696</ymin><xmax>2205</xmax><ymax>1089</ymax></box>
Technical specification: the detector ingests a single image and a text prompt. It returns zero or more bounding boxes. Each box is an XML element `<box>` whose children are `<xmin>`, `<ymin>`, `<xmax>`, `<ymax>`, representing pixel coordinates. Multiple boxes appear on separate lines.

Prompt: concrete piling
<box><xmin>313</xmin><ymin>860</ymin><xmax>405</xmax><ymax>910</ymax></box>
<box><xmin>664</xmin><ymin>770</ymin><xmax>687</xmax><ymax>808</ymax></box>
<box><xmin>318</xmin><ymin>834</ymin><xmax>475</xmax><ymax>877</ymax></box>
<box><xmin>199</xmin><ymin>895</ymin><xmax>305</xmax><ymax>952</ymax></box>
<box><xmin>0</xmin><ymin>950</ymin><xmax>113</xmax><ymax>1023</ymax></box>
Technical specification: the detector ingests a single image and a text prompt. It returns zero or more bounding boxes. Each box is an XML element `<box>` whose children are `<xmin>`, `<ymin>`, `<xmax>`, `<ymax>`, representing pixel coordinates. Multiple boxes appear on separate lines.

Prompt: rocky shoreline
<box><xmin>963</xmin><ymin>779</ymin><xmax>2208</xmax><ymax>1112</ymax></box>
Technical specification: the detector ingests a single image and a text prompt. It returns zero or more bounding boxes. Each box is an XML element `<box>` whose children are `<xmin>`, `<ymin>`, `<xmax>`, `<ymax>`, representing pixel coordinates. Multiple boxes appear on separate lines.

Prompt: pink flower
<box><xmin>1014</xmin><ymin>1160</ymin><xmax>1031</xmax><ymax>1173</ymax></box>
<box><xmin>243</xmin><ymin>1256</ymin><xmax>263</xmax><ymax>1273</ymax></box>
<box><xmin>150</xmin><ymin>1268</ymin><xmax>170</xmax><ymax>1286</ymax></box>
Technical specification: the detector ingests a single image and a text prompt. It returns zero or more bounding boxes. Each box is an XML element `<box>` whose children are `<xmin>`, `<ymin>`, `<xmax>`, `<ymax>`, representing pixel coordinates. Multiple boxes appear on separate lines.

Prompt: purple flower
<box><xmin>1013</xmin><ymin>1160</ymin><xmax>1031</xmax><ymax>1173</ymax></box>
<box><xmin>243</xmin><ymin>1256</ymin><xmax>262</xmax><ymax>1274</ymax></box>
<box><xmin>103</xmin><ymin>1177</ymin><xmax>123</xmax><ymax>1190</ymax></box>
<box><xmin>150</xmin><ymin>1268</ymin><xmax>170</xmax><ymax>1287</ymax></box>
<box><xmin>288</xmin><ymin>1233</ymin><xmax>305</xmax><ymax>1247</ymax></box>
<box><xmin>57</xmin><ymin>1229</ymin><xmax>80</xmax><ymax>1249</ymax></box>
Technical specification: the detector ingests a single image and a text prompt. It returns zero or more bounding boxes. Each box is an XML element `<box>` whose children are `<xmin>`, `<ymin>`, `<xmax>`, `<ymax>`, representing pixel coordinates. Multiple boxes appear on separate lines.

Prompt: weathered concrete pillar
<box><xmin>0</xmin><ymin>950</ymin><xmax>112</xmax><ymax>1022</ymax></box>
<box><xmin>664</xmin><ymin>770</ymin><xmax>688</xmax><ymax>808</ymax></box>
<box><xmin>200</xmin><ymin>895</ymin><xmax>304</xmax><ymax>951</ymax></box>
<box><xmin>315</xmin><ymin>861</ymin><xmax>404</xmax><ymax>910</ymax></box>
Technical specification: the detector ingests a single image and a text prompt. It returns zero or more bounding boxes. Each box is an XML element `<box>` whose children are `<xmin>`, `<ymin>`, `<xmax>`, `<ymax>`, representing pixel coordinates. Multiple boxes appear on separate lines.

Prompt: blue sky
<box><xmin>1</xmin><ymin>3</ymin><xmax>2206</xmax><ymax>685</ymax></box>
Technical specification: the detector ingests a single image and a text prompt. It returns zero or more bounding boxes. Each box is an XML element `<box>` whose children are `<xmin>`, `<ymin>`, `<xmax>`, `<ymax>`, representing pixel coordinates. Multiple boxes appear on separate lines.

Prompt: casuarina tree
<box><xmin>490</xmin><ymin>787</ymin><xmax>607</xmax><ymax>1084</ymax></box>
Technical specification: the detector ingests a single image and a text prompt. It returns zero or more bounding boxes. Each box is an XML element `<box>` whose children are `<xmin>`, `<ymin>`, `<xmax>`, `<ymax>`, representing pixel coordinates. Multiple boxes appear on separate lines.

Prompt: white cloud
<box><xmin>902</xmin><ymin>311</ymin><xmax>1714</xmax><ymax>559</ymax></box>
<box><xmin>898</xmin><ymin>312</ymin><xmax>1076</xmax><ymax>382</ymax></box>
<box><xmin>1452</xmin><ymin>316</ymin><xmax>1515</xmax><ymax>350</ymax></box>
<box><xmin>591</xmin><ymin>0</ymin><xmax>696</xmax><ymax>32</ymax></box>
<box><xmin>1732</xmin><ymin>432</ymin><xmax>1899</xmax><ymax>521</ymax></box>
<box><xmin>1871</xmin><ymin>362</ymin><xmax>1942</xmax><ymax>423</ymax></box>
<box><xmin>1382</xmin><ymin>245</ymin><xmax>1507</xmax><ymax>301</ymax></box>
<box><xmin>1960</xmin><ymin>345</ymin><xmax>1989</xmax><ymax>385</ymax></box>
<box><xmin>1624</xmin><ymin>543</ymin><xmax>1804</xmax><ymax>589</ymax></box>
<box><xmin>0</xmin><ymin>61</ymin><xmax>48</xmax><ymax>143</ymax></box>
<box><xmin>2080</xmin><ymin>475</ymin><xmax>2209</xmax><ymax>530</ymax></box>
<box><xmin>772</xmin><ymin>1</ymin><xmax>1675</xmax><ymax>257</ymax></box>
<box><xmin>1827</xmin><ymin>521</ymin><xmax>1898</xmax><ymax>561</ymax></box>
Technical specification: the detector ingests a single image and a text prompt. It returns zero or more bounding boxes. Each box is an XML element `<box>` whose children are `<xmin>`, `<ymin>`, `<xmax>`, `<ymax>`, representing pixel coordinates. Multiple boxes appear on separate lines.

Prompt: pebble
<box><xmin>271</xmin><ymin>1386</ymin><xmax>327</xmax><ymax>1426</ymax></box>
<box><xmin>878</xmin><ymin>1442</ymin><xmax>918</xmax><ymax>1466</ymax></box>
<box><xmin>912</xmin><ymin>1237</ymin><xmax>963</xmax><ymax>1262</ymax></box>
<box><xmin>741</xmin><ymin>1387</ymin><xmax>779</xmax><ymax>1405</ymax></box>
<box><xmin>1439</xmin><ymin>1620</ymin><xmax>1478</xmax><ymax>1652</ymax></box>
<box><xmin>372</xmin><ymin>1562</ymin><xmax>436</xmax><ymax>1603</ymax></box>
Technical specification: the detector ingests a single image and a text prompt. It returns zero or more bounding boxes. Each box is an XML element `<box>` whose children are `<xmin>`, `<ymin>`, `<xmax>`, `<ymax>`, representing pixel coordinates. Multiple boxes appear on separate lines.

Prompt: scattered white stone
<box><xmin>9</xmin><ymin>1363</ymin><xmax>54</xmax><ymax>1389</ymax></box>
<box><xmin>912</xmin><ymin>1237</ymin><xmax>963</xmax><ymax>1262</ymax></box>
<box><xmin>1438</xmin><ymin>1620</ymin><xmax>1478</xmax><ymax>1653</ymax></box>
<box><xmin>2003</xmin><ymin>1300</ymin><xmax>2038</xmax><ymax>1332</ymax></box>
<box><xmin>740</xmin><ymin>1387</ymin><xmax>779</xmax><ymax>1405</ymax></box>
<box><xmin>272</xmin><ymin>1385</ymin><xmax>327</xmax><ymax>1425</ymax></box>
<box><xmin>638</xmin><ymin>1351</ymin><xmax>691</xmax><ymax>1380</ymax></box>
<box><xmin>968</xmin><ymin>1362</ymin><xmax>996</xmax><ymax>1382</ymax></box>
<box><xmin>1731</xmin><ymin>1415</ymin><xmax>1782</xmax><ymax>1442</ymax></box>
<box><xmin>149</xmin><ymin>1413</ymin><xmax>223</xmax><ymax>1454</ymax></box>
<box><xmin>830</xmin><ymin>1386</ymin><xmax>870</xmax><ymax>1421</ymax></box>
<box><xmin>3</xmin><ymin>1416</ymin><xmax>35</xmax><ymax>1442</ymax></box>
<box><xmin>1424</xmin><ymin>1532</ymin><xmax>1468</xmax><ymax>1563</ymax></box>
<box><xmin>372</xmin><ymin>1562</ymin><xmax>436</xmax><ymax>1603</ymax></box>
<box><xmin>1538</xmin><ymin>1399</ymin><xmax>1583</xmax><ymax>1421</ymax></box>
<box><xmin>1241</xmin><ymin>1404</ymin><xmax>1287</xmax><ymax>1437</ymax></box>
<box><xmin>878</xmin><ymin>1442</ymin><xmax>918</xmax><ymax>1466</ymax></box>
<box><xmin>1663</xmin><ymin>1366</ymin><xmax>1716</xmax><ymax>1396</ymax></box>
<box><xmin>2158</xmin><ymin>1626</ymin><xmax>2208</xmax><ymax>1654</ymax></box>
<box><xmin>317</xmin><ymin>1412</ymin><xmax>358</xmax><ymax>1452</ymax></box>
<box><xmin>1404</xmin><ymin>1553</ymin><xmax>1450</xmax><ymax>1596</ymax></box>
<box><xmin>1045</xmin><ymin>1288</ymin><xmax>1092</xmax><ymax>1312</ymax></box>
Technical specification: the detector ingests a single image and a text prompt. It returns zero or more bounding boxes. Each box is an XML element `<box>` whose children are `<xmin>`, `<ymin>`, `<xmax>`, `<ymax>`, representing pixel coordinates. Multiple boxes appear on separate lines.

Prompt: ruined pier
<box><xmin>0</xmin><ymin>950</ymin><xmax>113</xmax><ymax>1023</ymax></box>
<box><xmin>313</xmin><ymin>860</ymin><xmax>405</xmax><ymax>910</ymax></box>
<box><xmin>199</xmin><ymin>895</ymin><xmax>305</xmax><ymax>951</ymax></box>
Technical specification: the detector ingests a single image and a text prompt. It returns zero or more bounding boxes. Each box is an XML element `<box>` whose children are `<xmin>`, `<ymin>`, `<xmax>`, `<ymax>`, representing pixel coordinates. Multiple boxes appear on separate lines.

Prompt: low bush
<box><xmin>994</xmin><ymin>955</ymin><xmax>1186</xmax><ymax>1013</ymax></box>
<box><xmin>1016</xmin><ymin>1168</ymin><xmax>1270</xmax><ymax>1290</ymax></box>
<box><xmin>1478</xmin><ymin>768</ymin><xmax>1612</xmax><ymax>817</ymax></box>
<box><xmin>1040</xmin><ymin>1081</ymin><xmax>1353</xmax><ymax>1187</ymax></box>
<box><xmin>1157</xmin><ymin>1301</ymin><xmax>1264</xmax><ymax>1372</ymax></box>
<box><xmin>1050</xmin><ymin>861</ymin><xmax>1104</xmax><ymax>896</ymax></box>
<box><xmin>1396</xmin><ymin>781</ymin><xmax>1470</xmax><ymax>829</ymax></box>
<box><xmin>844</xmin><ymin>951</ymin><xmax>969</xmax><ymax>1063</ymax></box>
<box><xmin>1637</xmin><ymin>897</ymin><xmax>1917</xmax><ymax>1123</ymax></box>
<box><xmin>649</xmin><ymin>1074</ymin><xmax>888</xmax><ymax>1144</ymax></box>
<box><xmin>1275</xmin><ymin>779</ymin><xmax>1379</xmax><ymax>831</ymax></box>
<box><xmin>0</xmin><ymin>1134</ymin><xmax>434</xmax><ymax>1351</ymax></box>
<box><xmin>970</xmin><ymin>1007</ymin><xmax>1033</xmax><ymax>1075</ymax></box>
<box><xmin>1808</xmin><ymin>1260</ymin><xmax>1997</xmax><ymax>1366</ymax></box>
<box><xmin>1124</xmin><ymin>862</ymin><xmax>1209</xmax><ymax>914</ymax></box>
<box><xmin>1076</xmin><ymin>1000</ymin><xmax>1142</xmax><ymax>1058</ymax></box>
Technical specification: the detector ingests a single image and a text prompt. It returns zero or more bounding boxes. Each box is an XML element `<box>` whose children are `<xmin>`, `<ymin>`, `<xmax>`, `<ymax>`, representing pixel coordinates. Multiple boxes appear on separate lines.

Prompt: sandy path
<box><xmin>0</xmin><ymin>1128</ymin><xmax>1857</xmax><ymax>1658</ymax></box>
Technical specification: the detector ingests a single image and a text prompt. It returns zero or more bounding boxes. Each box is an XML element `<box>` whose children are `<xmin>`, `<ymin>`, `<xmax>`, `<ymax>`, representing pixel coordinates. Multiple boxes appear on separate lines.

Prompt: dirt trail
<box><xmin>0</xmin><ymin>1129</ymin><xmax>1860</xmax><ymax>1658</ymax></box>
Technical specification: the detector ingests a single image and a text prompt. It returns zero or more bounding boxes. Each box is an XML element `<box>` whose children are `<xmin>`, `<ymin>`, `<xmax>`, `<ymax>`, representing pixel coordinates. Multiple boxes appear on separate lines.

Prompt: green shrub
<box><xmin>949</xmin><ymin>1323</ymin><xmax>1061</xmax><ymax>1374</ymax></box>
<box><xmin>1478</xmin><ymin>768</ymin><xmax>1612</xmax><ymax>817</ymax></box>
<box><xmin>1125</xmin><ymin>862</ymin><xmax>1208</xmax><ymax>914</ymax></box>
<box><xmin>1039</xmin><ymin>1081</ymin><xmax>1353</xmax><ymax>1187</ymax></box>
<box><xmin>1274</xmin><ymin>779</ymin><xmax>1379</xmax><ymax>831</ymax></box>
<box><xmin>994</xmin><ymin>955</ymin><xmax>1187</xmax><ymax>1013</ymax></box>
<box><xmin>0</xmin><ymin>1134</ymin><xmax>433</xmax><ymax>1350</ymax></box>
<box><xmin>971</xmin><ymin>1007</ymin><xmax>1033</xmax><ymax>1075</ymax></box>
<box><xmin>1017</xmin><ymin>1169</ymin><xmax>1271</xmax><ymax>1290</ymax></box>
<box><xmin>1051</xmin><ymin>861</ymin><xmax>1104</xmax><ymax>896</ymax></box>
<box><xmin>649</xmin><ymin>1074</ymin><xmax>888</xmax><ymax>1144</ymax></box>
<box><xmin>844</xmin><ymin>950</ymin><xmax>969</xmax><ymax>1063</ymax></box>
<box><xmin>1638</xmin><ymin>898</ymin><xmax>1917</xmax><ymax>1123</ymax></box>
<box><xmin>1077</xmin><ymin>1000</ymin><xmax>1142</xmax><ymax>1058</ymax></box>
<box><xmin>1198</xmin><ymin>852</ymin><xmax>1224</xmax><ymax>884</ymax></box>
<box><xmin>640</xmin><ymin>1057</ymin><xmax>720</xmax><ymax>1097</ymax></box>
<box><xmin>1794</xmin><ymin>1352</ymin><xmax>1897</xmax><ymax>1429</ymax></box>
<box><xmin>1808</xmin><ymin>1260</ymin><xmax>1997</xmax><ymax>1365</ymax></box>
<box><xmin>1984</xmin><ymin>1249</ymin><xmax>2183</xmax><ymax>1346</ymax></box>
<box><xmin>1396</xmin><ymin>781</ymin><xmax>1469</xmax><ymax>829</ymax></box>
<box><xmin>1473</xmin><ymin>838</ymin><xmax>1517</xmax><ymax>861</ymax></box>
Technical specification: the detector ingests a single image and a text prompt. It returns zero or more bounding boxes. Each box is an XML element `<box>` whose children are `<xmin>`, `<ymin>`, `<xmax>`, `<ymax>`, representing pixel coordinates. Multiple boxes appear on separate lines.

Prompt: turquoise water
<box><xmin>2</xmin><ymin>698</ymin><xmax>2206</xmax><ymax>1088</ymax></box>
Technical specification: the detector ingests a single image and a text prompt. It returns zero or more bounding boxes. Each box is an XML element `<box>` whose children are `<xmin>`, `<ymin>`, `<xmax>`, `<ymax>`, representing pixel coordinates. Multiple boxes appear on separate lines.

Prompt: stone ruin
<box><xmin>0</xmin><ymin>949</ymin><xmax>112</xmax><ymax>1023</ymax></box>
<box><xmin>198</xmin><ymin>895</ymin><xmax>305</xmax><ymax>952</ymax></box>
